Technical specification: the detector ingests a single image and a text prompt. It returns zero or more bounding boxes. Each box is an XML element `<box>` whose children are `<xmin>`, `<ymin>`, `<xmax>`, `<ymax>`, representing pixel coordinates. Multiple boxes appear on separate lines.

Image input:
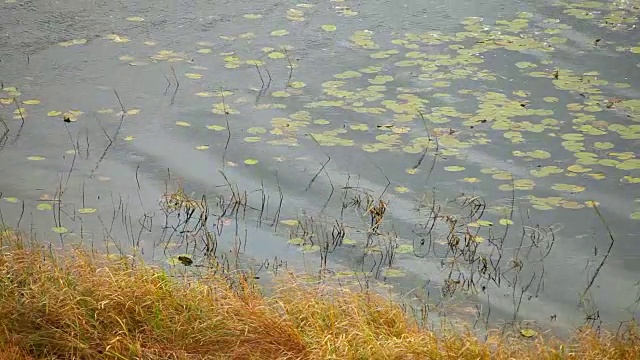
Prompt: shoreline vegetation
<box><xmin>0</xmin><ymin>229</ymin><xmax>638</xmax><ymax>360</ymax></box>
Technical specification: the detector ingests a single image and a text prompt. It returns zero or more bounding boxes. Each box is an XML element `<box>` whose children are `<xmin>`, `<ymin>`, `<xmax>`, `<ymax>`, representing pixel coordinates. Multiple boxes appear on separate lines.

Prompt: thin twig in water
<box><xmin>305</xmin><ymin>134</ymin><xmax>331</xmax><ymax>192</ymax></box>
<box><xmin>163</xmin><ymin>73</ymin><xmax>172</xmax><ymax>95</ymax></box>
<box><xmin>371</xmin><ymin>160</ymin><xmax>391</xmax><ymax>201</ymax></box>
<box><xmin>61</xmin><ymin>123</ymin><xmax>78</xmax><ymax>194</ymax></box>
<box><xmin>221</xmin><ymin>88</ymin><xmax>231</xmax><ymax>168</ymax></box>
<box><xmin>418</xmin><ymin>111</ymin><xmax>438</xmax><ymax>183</ymax></box>
<box><xmin>582</xmin><ymin>204</ymin><xmax>615</xmax><ymax>299</ymax></box>
<box><xmin>11</xmin><ymin>98</ymin><xmax>25</xmax><ymax>143</ymax></box>
<box><xmin>0</xmin><ymin>115</ymin><xmax>8</xmax><ymax>150</ymax></box>
<box><xmin>263</xmin><ymin>64</ymin><xmax>273</xmax><ymax>89</ymax></box>
<box><xmin>255</xmin><ymin>64</ymin><xmax>265</xmax><ymax>88</ymax></box>
<box><xmin>283</xmin><ymin>48</ymin><xmax>294</xmax><ymax>89</ymax></box>
<box><xmin>170</xmin><ymin>66</ymin><xmax>179</xmax><ymax>105</ymax></box>
<box><xmin>91</xmin><ymin>90</ymin><xmax>125</xmax><ymax>176</ymax></box>
<box><xmin>271</xmin><ymin>171</ymin><xmax>284</xmax><ymax>231</ymax></box>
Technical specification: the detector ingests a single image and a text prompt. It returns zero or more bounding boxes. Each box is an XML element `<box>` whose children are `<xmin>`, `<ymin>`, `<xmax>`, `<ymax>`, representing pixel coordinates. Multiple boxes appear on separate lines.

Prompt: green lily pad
<box><xmin>37</xmin><ymin>203</ymin><xmax>52</xmax><ymax>211</ymax></box>
<box><xmin>51</xmin><ymin>226</ymin><xmax>68</xmax><ymax>234</ymax></box>
<box><xmin>287</xmin><ymin>237</ymin><xmax>305</xmax><ymax>245</ymax></box>
<box><xmin>395</xmin><ymin>244</ymin><xmax>414</xmax><ymax>254</ymax></box>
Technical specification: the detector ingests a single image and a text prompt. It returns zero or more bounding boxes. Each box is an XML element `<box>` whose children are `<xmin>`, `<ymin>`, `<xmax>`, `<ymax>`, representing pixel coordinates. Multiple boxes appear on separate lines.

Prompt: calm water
<box><xmin>1</xmin><ymin>0</ymin><xmax>639</xmax><ymax>335</ymax></box>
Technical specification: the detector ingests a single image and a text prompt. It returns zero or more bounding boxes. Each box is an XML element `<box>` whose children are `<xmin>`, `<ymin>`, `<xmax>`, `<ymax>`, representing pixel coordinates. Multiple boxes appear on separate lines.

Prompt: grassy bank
<box><xmin>0</xmin><ymin>230</ymin><xmax>638</xmax><ymax>360</ymax></box>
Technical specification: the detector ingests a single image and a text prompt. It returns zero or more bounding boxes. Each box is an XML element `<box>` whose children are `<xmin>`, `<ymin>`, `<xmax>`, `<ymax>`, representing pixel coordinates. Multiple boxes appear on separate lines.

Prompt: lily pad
<box><xmin>383</xmin><ymin>269</ymin><xmax>406</xmax><ymax>278</ymax></box>
<box><xmin>395</xmin><ymin>244</ymin><xmax>414</xmax><ymax>254</ymax></box>
<box><xmin>37</xmin><ymin>203</ymin><xmax>52</xmax><ymax>211</ymax></box>
<box><xmin>77</xmin><ymin>208</ymin><xmax>97</xmax><ymax>214</ymax></box>
<box><xmin>280</xmin><ymin>219</ymin><xmax>299</xmax><ymax>226</ymax></box>
<box><xmin>520</xmin><ymin>328</ymin><xmax>538</xmax><ymax>338</ymax></box>
<box><xmin>51</xmin><ymin>226</ymin><xmax>68</xmax><ymax>234</ymax></box>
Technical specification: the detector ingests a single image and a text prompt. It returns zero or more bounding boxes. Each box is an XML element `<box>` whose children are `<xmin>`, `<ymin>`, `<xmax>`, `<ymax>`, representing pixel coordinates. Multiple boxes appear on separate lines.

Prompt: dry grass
<box><xmin>0</xmin><ymin>229</ymin><xmax>638</xmax><ymax>360</ymax></box>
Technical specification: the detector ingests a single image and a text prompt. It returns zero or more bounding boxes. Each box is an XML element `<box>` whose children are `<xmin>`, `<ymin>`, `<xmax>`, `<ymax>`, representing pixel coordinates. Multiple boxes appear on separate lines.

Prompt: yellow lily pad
<box><xmin>520</xmin><ymin>328</ymin><xmax>537</xmax><ymax>338</ymax></box>
<box><xmin>280</xmin><ymin>219</ymin><xmax>299</xmax><ymax>226</ymax></box>
<box><xmin>77</xmin><ymin>208</ymin><xmax>97</xmax><ymax>214</ymax></box>
<box><xmin>444</xmin><ymin>166</ymin><xmax>465</xmax><ymax>172</ymax></box>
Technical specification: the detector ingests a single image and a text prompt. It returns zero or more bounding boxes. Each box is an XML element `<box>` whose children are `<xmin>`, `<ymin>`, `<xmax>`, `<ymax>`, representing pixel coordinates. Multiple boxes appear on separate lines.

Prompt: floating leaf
<box><xmin>123</xmin><ymin>136</ymin><xmax>135</xmax><ymax>141</ymax></box>
<box><xmin>23</xmin><ymin>99</ymin><xmax>40</xmax><ymax>105</ymax></box>
<box><xmin>51</xmin><ymin>226</ymin><xmax>68</xmax><ymax>234</ymax></box>
<box><xmin>185</xmin><ymin>73</ymin><xmax>202</xmax><ymax>79</ymax></box>
<box><xmin>268</xmin><ymin>51</ymin><xmax>286</xmax><ymax>59</ymax></box>
<box><xmin>175</xmin><ymin>121</ymin><xmax>191</xmax><ymax>127</ymax></box>
<box><xmin>244</xmin><ymin>158</ymin><xmax>259</xmax><ymax>165</ymax></box>
<box><xmin>594</xmin><ymin>142</ymin><xmax>614</xmax><ymax>150</ymax></box>
<box><xmin>334</xmin><ymin>71</ymin><xmax>361</xmax><ymax>79</ymax></box>
<box><xmin>27</xmin><ymin>156</ymin><xmax>45</xmax><ymax>161</ymax></box>
<box><xmin>243</xmin><ymin>137</ymin><xmax>261</xmax><ymax>143</ymax></box>
<box><xmin>343</xmin><ymin>238</ymin><xmax>357</xmax><ymax>245</ymax></box>
<box><xmin>280</xmin><ymin>219</ymin><xmax>299</xmax><ymax>226</ymax></box>
<box><xmin>383</xmin><ymin>269</ymin><xmax>406</xmax><ymax>278</ymax></box>
<box><xmin>444</xmin><ymin>166</ymin><xmax>465</xmax><ymax>172</ymax></box>
<box><xmin>77</xmin><ymin>208</ymin><xmax>97</xmax><ymax>214</ymax></box>
<box><xmin>561</xmin><ymin>201</ymin><xmax>584</xmax><ymax>209</ymax></box>
<box><xmin>463</xmin><ymin>177</ymin><xmax>480</xmax><ymax>183</ymax></box>
<box><xmin>3</xmin><ymin>197</ymin><xmax>19</xmax><ymax>203</ymax></box>
<box><xmin>321</xmin><ymin>24</ymin><xmax>337</xmax><ymax>32</ymax></box>
<box><xmin>289</xmin><ymin>81</ymin><xmax>306</xmax><ymax>89</ymax></box>
<box><xmin>395</xmin><ymin>186</ymin><xmax>409</xmax><ymax>193</ymax></box>
<box><xmin>631</xmin><ymin>212</ymin><xmax>640</xmax><ymax>220</ymax></box>
<box><xmin>567</xmin><ymin>164</ymin><xmax>591</xmax><ymax>173</ymax></box>
<box><xmin>493</xmin><ymin>172</ymin><xmax>513</xmax><ymax>180</ymax></box>
<box><xmin>395</xmin><ymin>244</ymin><xmax>414</xmax><ymax>254</ymax></box>
<box><xmin>243</xmin><ymin>13</ymin><xmax>263</xmax><ymax>19</ymax></box>
<box><xmin>287</xmin><ymin>237</ymin><xmax>305</xmax><ymax>245</ymax></box>
<box><xmin>59</xmin><ymin>38</ymin><xmax>87</xmax><ymax>47</ymax></box>
<box><xmin>302</xmin><ymin>244</ymin><xmax>321</xmax><ymax>253</ymax></box>
<box><xmin>552</xmin><ymin>183</ymin><xmax>585</xmax><ymax>193</ymax></box>
<box><xmin>499</xmin><ymin>219</ymin><xmax>514</xmax><ymax>226</ymax></box>
<box><xmin>37</xmin><ymin>203</ymin><xmax>52</xmax><ymax>211</ymax></box>
<box><xmin>195</xmin><ymin>145</ymin><xmax>209</xmax><ymax>150</ymax></box>
<box><xmin>126</xmin><ymin>16</ymin><xmax>144</xmax><ymax>21</ymax></box>
<box><xmin>270</xmin><ymin>29</ymin><xmax>289</xmax><ymax>36</ymax></box>
<box><xmin>271</xmin><ymin>91</ymin><xmax>290</xmax><ymax>98</ymax></box>
<box><xmin>206</xmin><ymin>125</ymin><xmax>225</xmax><ymax>131</ymax></box>
<box><xmin>520</xmin><ymin>328</ymin><xmax>538</xmax><ymax>338</ymax></box>
<box><xmin>527</xmin><ymin>150</ymin><xmax>551</xmax><ymax>159</ymax></box>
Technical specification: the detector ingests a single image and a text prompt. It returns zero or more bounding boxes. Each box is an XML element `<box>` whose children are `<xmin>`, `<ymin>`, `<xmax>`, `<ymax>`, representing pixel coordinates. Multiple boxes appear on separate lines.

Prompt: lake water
<box><xmin>1</xmin><ymin>0</ymin><xmax>639</xmax><ymax>336</ymax></box>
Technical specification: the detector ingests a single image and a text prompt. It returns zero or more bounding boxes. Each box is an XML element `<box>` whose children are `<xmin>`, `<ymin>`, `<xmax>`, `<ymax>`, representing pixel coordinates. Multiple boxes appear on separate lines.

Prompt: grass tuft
<box><xmin>0</xmin><ymin>229</ymin><xmax>638</xmax><ymax>359</ymax></box>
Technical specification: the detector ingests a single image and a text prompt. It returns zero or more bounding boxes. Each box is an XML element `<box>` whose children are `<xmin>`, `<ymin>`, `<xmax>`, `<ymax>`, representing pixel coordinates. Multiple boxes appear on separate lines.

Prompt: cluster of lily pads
<box><xmin>1</xmin><ymin>0</ymin><xmax>639</xmax><ymax>227</ymax></box>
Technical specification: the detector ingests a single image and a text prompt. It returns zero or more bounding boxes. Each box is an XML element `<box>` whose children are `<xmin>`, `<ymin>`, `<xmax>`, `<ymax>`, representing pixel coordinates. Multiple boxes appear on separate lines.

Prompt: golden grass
<box><xmin>0</xmin><ymin>229</ymin><xmax>638</xmax><ymax>360</ymax></box>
